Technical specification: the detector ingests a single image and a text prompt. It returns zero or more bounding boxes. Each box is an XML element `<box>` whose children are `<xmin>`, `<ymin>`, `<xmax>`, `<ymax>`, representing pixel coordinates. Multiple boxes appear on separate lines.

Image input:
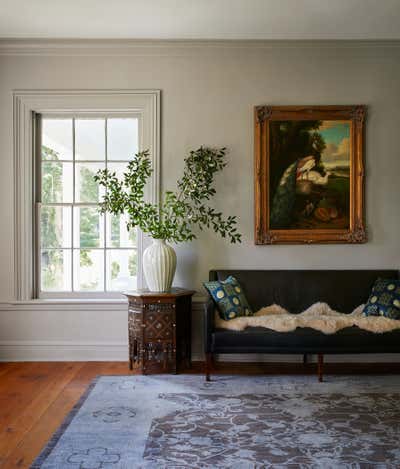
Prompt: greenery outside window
<box><xmin>37</xmin><ymin>115</ymin><xmax>140</xmax><ymax>297</ymax></box>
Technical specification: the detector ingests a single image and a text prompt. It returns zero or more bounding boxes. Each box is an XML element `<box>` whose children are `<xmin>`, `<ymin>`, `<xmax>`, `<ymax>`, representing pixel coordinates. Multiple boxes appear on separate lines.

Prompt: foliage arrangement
<box><xmin>94</xmin><ymin>147</ymin><xmax>241</xmax><ymax>244</ymax></box>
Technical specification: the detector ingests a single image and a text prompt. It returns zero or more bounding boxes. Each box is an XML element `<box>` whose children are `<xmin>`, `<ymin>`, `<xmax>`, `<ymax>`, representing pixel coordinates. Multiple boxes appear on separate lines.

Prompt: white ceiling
<box><xmin>0</xmin><ymin>0</ymin><xmax>400</xmax><ymax>40</ymax></box>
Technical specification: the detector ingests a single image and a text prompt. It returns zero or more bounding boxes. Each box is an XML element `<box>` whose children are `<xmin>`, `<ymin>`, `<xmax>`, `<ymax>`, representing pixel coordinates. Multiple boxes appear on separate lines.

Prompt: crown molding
<box><xmin>1</xmin><ymin>39</ymin><xmax>400</xmax><ymax>57</ymax></box>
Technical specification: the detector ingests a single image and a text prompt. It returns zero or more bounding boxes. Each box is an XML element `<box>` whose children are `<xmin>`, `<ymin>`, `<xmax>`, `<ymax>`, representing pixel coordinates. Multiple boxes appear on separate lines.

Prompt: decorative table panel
<box><xmin>124</xmin><ymin>288</ymin><xmax>195</xmax><ymax>374</ymax></box>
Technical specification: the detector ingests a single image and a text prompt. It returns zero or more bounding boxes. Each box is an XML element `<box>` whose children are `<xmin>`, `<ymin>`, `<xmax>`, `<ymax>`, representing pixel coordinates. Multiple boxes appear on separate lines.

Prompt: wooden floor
<box><xmin>0</xmin><ymin>362</ymin><xmax>129</xmax><ymax>468</ymax></box>
<box><xmin>1</xmin><ymin>361</ymin><xmax>399</xmax><ymax>468</ymax></box>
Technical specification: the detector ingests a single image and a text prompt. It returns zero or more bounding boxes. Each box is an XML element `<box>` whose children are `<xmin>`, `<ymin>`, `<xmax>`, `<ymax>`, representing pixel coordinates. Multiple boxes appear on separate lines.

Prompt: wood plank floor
<box><xmin>0</xmin><ymin>362</ymin><xmax>128</xmax><ymax>468</ymax></box>
<box><xmin>1</xmin><ymin>360</ymin><xmax>399</xmax><ymax>468</ymax></box>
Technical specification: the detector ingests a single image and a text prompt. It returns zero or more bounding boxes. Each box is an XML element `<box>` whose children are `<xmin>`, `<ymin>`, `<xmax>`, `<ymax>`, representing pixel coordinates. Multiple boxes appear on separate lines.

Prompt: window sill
<box><xmin>17</xmin><ymin>298</ymin><xmax>128</xmax><ymax>304</ymax></box>
<box><xmin>0</xmin><ymin>294</ymin><xmax>206</xmax><ymax>311</ymax></box>
<box><xmin>0</xmin><ymin>298</ymin><xmax>128</xmax><ymax>311</ymax></box>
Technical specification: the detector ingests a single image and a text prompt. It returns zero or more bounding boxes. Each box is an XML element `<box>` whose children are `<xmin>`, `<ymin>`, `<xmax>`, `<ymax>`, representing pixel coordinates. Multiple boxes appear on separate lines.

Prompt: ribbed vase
<box><xmin>142</xmin><ymin>239</ymin><xmax>177</xmax><ymax>292</ymax></box>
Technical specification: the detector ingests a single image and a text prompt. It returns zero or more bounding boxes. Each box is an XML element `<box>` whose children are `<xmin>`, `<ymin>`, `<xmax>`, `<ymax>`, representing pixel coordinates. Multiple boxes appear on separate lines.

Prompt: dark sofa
<box><xmin>204</xmin><ymin>269</ymin><xmax>400</xmax><ymax>381</ymax></box>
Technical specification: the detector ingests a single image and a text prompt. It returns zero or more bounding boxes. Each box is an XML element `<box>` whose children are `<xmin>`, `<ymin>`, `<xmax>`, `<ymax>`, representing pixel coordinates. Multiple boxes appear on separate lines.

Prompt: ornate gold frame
<box><xmin>254</xmin><ymin>105</ymin><xmax>366</xmax><ymax>244</ymax></box>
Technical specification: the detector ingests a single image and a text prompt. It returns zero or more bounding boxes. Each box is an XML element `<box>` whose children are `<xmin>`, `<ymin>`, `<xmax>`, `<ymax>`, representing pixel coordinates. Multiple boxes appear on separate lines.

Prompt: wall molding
<box><xmin>1</xmin><ymin>39</ymin><xmax>400</xmax><ymax>57</ymax></box>
<box><xmin>1</xmin><ymin>340</ymin><xmax>399</xmax><ymax>363</ymax></box>
<box><xmin>13</xmin><ymin>89</ymin><xmax>161</xmax><ymax>300</ymax></box>
<box><xmin>0</xmin><ymin>340</ymin><xmax>129</xmax><ymax>361</ymax></box>
<box><xmin>0</xmin><ymin>294</ymin><xmax>207</xmax><ymax>311</ymax></box>
<box><xmin>1</xmin><ymin>297</ymin><xmax>400</xmax><ymax>363</ymax></box>
<box><xmin>0</xmin><ymin>300</ymin><xmax>128</xmax><ymax>311</ymax></box>
<box><xmin>1</xmin><ymin>299</ymin><xmax>399</xmax><ymax>363</ymax></box>
<box><xmin>211</xmin><ymin>354</ymin><xmax>400</xmax><ymax>363</ymax></box>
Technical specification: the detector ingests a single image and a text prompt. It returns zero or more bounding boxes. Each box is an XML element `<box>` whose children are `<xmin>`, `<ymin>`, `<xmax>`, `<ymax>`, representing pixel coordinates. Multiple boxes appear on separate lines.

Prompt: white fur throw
<box><xmin>215</xmin><ymin>302</ymin><xmax>400</xmax><ymax>334</ymax></box>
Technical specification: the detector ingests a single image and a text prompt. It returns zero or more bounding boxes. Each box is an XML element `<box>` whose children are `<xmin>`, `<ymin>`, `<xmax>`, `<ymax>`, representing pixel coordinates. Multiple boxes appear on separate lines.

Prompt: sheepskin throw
<box><xmin>215</xmin><ymin>302</ymin><xmax>400</xmax><ymax>334</ymax></box>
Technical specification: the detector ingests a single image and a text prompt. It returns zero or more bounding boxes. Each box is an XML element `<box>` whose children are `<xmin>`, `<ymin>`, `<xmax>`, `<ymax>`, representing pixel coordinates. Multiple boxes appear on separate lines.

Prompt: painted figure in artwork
<box><xmin>269</xmin><ymin>120</ymin><xmax>350</xmax><ymax>230</ymax></box>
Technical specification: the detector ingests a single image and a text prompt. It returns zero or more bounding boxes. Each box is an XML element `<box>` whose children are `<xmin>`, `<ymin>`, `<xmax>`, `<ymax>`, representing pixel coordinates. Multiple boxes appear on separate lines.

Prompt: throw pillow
<box><xmin>363</xmin><ymin>278</ymin><xmax>400</xmax><ymax>319</ymax></box>
<box><xmin>204</xmin><ymin>276</ymin><xmax>253</xmax><ymax>320</ymax></box>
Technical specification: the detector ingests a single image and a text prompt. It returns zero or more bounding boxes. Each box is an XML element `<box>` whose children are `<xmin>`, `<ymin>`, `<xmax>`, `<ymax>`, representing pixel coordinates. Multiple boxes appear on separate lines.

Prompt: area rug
<box><xmin>32</xmin><ymin>375</ymin><xmax>400</xmax><ymax>468</ymax></box>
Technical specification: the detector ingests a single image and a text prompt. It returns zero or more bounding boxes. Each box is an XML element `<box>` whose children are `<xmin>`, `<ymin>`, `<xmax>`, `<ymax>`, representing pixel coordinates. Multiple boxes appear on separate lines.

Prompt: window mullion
<box><xmin>71</xmin><ymin>117</ymin><xmax>75</xmax><ymax>292</ymax></box>
<box><xmin>104</xmin><ymin>117</ymin><xmax>108</xmax><ymax>292</ymax></box>
<box><xmin>34</xmin><ymin>114</ymin><xmax>42</xmax><ymax>299</ymax></box>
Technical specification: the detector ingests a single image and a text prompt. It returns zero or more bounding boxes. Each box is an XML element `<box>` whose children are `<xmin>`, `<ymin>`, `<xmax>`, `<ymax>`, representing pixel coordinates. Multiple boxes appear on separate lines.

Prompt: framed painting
<box><xmin>254</xmin><ymin>105</ymin><xmax>366</xmax><ymax>244</ymax></box>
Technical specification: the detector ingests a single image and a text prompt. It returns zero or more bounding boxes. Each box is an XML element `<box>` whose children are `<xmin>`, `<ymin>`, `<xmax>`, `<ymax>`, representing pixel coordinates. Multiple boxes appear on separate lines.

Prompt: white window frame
<box><xmin>13</xmin><ymin>90</ymin><xmax>160</xmax><ymax>301</ymax></box>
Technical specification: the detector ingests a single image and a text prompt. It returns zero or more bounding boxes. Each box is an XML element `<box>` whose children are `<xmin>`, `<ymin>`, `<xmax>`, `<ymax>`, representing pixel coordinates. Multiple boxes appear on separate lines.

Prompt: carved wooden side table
<box><xmin>124</xmin><ymin>288</ymin><xmax>195</xmax><ymax>374</ymax></box>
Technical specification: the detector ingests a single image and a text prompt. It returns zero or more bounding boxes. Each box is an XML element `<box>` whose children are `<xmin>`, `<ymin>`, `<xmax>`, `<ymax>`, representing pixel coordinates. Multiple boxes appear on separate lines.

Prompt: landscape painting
<box><xmin>269</xmin><ymin>120</ymin><xmax>351</xmax><ymax>230</ymax></box>
<box><xmin>254</xmin><ymin>105</ymin><xmax>366</xmax><ymax>244</ymax></box>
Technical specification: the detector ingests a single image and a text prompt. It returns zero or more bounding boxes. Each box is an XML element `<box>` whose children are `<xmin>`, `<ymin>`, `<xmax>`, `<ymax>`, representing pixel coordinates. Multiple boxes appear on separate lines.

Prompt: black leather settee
<box><xmin>204</xmin><ymin>269</ymin><xmax>400</xmax><ymax>381</ymax></box>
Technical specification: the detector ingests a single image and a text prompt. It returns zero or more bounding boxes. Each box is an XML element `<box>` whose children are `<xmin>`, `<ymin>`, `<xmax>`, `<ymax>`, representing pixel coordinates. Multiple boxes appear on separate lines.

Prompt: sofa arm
<box><xmin>204</xmin><ymin>298</ymin><xmax>215</xmax><ymax>353</ymax></box>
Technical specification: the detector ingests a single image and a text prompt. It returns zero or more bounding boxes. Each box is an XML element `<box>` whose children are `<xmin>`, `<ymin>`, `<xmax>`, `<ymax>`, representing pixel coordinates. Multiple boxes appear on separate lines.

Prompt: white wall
<box><xmin>0</xmin><ymin>40</ymin><xmax>399</xmax><ymax>362</ymax></box>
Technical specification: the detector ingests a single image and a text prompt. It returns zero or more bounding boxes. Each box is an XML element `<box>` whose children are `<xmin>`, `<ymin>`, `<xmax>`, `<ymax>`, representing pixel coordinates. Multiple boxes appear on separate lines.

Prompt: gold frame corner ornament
<box><xmin>256</xmin><ymin>105</ymin><xmax>273</xmax><ymax>124</ymax></box>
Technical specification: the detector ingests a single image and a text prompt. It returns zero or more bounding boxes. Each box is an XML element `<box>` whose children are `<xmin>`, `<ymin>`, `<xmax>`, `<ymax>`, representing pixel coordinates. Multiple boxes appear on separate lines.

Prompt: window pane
<box><xmin>42</xmin><ymin>119</ymin><xmax>73</xmax><ymax>161</ymax></box>
<box><xmin>106</xmin><ymin>213</ymin><xmax>136</xmax><ymax>248</ymax></box>
<box><xmin>75</xmin><ymin>162</ymin><xmax>105</xmax><ymax>203</ymax></box>
<box><xmin>41</xmin><ymin>249</ymin><xmax>71</xmax><ymax>291</ymax></box>
<box><xmin>106</xmin><ymin>162</ymin><xmax>128</xmax><ymax>181</ymax></box>
<box><xmin>106</xmin><ymin>249</ymin><xmax>137</xmax><ymax>291</ymax></box>
<box><xmin>74</xmin><ymin>249</ymin><xmax>104</xmax><ymax>291</ymax></box>
<box><xmin>75</xmin><ymin>119</ymin><xmax>105</xmax><ymax>161</ymax></box>
<box><xmin>39</xmin><ymin>113</ymin><xmax>144</xmax><ymax>295</ymax></box>
<box><xmin>41</xmin><ymin>206</ymin><xmax>72</xmax><ymax>248</ymax></box>
<box><xmin>107</xmin><ymin>118</ymin><xmax>138</xmax><ymax>161</ymax></box>
<box><xmin>105</xmin><ymin>162</ymin><xmax>127</xmax><ymax>201</ymax></box>
<box><xmin>74</xmin><ymin>207</ymin><xmax>104</xmax><ymax>248</ymax></box>
<box><xmin>42</xmin><ymin>161</ymin><xmax>73</xmax><ymax>203</ymax></box>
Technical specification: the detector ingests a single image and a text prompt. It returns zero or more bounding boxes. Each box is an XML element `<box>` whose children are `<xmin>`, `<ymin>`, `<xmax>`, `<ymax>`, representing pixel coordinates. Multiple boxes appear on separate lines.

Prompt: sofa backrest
<box><xmin>209</xmin><ymin>270</ymin><xmax>399</xmax><ymax>314</ymax></box>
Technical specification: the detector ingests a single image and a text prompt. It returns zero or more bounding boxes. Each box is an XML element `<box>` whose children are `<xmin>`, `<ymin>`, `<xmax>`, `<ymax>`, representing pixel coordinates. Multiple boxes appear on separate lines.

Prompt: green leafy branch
<box><xmin>94</xmin><ymin>147</ymin><xmax>241</xmax><ymax>244</ymax></box>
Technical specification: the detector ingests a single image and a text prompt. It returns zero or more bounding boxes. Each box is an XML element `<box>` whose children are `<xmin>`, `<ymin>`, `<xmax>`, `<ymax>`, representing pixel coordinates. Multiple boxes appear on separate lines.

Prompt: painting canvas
<box><xmin>254</xmin><ymin>106</ymin><xmax>366</xmax><ymax>244</ymax></box>
<box><xmin>269</xmin><ymin>120</ymin><xmax>351</xmax><ymax>230</ymax></box>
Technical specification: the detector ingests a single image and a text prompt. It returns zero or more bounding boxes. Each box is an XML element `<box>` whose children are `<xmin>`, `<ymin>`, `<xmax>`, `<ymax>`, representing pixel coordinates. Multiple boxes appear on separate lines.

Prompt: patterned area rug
<box><xmin>32</xmin><ymin>375</ymin><xmax>400</xmax><ymax>468</ymax></box>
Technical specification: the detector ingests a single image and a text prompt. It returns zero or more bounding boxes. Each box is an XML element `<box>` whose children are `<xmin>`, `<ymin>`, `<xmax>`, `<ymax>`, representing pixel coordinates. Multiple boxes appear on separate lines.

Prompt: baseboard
<box><xmin>192</xmin><ymin>353</ymin><xmax>400</xmax><ymax>363</ymax></box>
<box><xmin>0</xmin><ymin>340</ymin><xmax>129</xmax><ymax>361</ymax></box>
<box><xmin>2</xmin><ymin>342</ymin><xmax>400</xmax><ymax>363</ymax></box>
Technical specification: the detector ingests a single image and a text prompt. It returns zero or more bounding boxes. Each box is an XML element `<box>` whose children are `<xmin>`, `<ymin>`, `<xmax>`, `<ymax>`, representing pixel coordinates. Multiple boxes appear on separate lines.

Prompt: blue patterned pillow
<box><xmin>204</xmin><ymin>276</ymin><xmax>253</xmax><ymax>320</ymax></box>
<box><xmin>363</xmin><ymin>278</ymin><xmax>400</xmax><ymax>319</ymax></box>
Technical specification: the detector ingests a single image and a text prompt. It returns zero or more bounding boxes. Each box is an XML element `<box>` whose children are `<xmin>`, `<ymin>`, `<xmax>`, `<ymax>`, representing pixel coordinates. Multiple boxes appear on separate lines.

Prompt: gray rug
<box><xmin>32</xmin><ymin>375</ymin><xmax>400</xmax><ymax>468</ymax></box>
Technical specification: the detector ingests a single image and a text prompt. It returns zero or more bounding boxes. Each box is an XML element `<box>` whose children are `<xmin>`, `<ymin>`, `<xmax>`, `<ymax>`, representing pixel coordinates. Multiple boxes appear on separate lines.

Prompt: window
<box><xmin>38</xmin><ymin>115</ymin><xmax>140</xmax><ymax>296</ymax></box>
<box><xmin>13</xmin><ymin>90</ymin><xmax>160</xmax><ymax>301</ymax></box>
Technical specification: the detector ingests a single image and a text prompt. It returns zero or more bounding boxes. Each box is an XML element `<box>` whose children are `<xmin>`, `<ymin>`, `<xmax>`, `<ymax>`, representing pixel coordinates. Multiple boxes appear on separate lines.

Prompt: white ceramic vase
<box><xmin>142</xmin><ymin>239</ymin><xmax>177</xmax><ymax>292</ymax></box>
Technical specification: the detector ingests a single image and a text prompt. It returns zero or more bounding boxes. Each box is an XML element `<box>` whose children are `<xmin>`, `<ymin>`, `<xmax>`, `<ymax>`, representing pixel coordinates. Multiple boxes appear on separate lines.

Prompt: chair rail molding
<box><xmin>13</xmin><ymin>89</ymin><xmax>161</xmax><ymax>300</ymax></box>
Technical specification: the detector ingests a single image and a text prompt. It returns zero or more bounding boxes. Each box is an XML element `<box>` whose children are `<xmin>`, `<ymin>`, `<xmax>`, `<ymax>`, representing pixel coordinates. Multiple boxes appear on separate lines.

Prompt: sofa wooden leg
<box><xmin>303</xmin><ymin>354</ymin><xmax>307</xmax><ymax>365</ymax></box>
<box><xmin>318</xmin><ymin>353</ymin><xmax>324</xmax><ymax>382</ymax></box>
<box><xmin>205</xmin><ymin>353</ymin><xmax>212</xmax><ymax>381</ymax></box>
